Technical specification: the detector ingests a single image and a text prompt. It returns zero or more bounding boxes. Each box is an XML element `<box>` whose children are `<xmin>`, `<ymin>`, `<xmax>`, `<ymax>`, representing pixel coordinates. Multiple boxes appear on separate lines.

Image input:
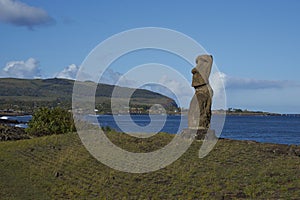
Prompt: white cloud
<box><xmin>100</xmin><ymin>69</ymin><xmax>123</xmax><ymax>85</ymax></box>
<box><xmin>56</xmin><ymin>67</ymin><xmax>137</xmax><ymax>85</ymax></box>
<box><xmin>56</xmin><ymin>64</ymin><xmax>79</xmax><ymax>80</ymax></box>
<box><xmin>100</xmin><ymin>69</ymin><xmax>138</xmax><ymax>87</ymax></box>
<box><xmin>224</xmin><ymin>74</ymin><xmax>300</xmax><ymax>90</ymax></box>
<box><xmin>209</xmin><ymin>71</ymin><xmax>227</xmax><ymax>110</ymax></box>
<box><xmin>0</xmin><ymin>0</ymin><xmax>54</xmax><ymax>28</ymax></box>
<box><xmin>1</xmin><ymin>58</ymin><xmax>42</xmax><ymax>78</ymax></box>
<box><xmin>209</xmin><ymin>71</ymin><xmax>300</xmax><ymax>91</ymax></box>
<box><xmin>152</xmin><ymin>75</ymin><xmax>193</xmax><ymax>108</ymax></box>
<box><xmin>213</xmin><ymin>72</ymin><xmax>300</xmax><ymax>113</ymax></box>
<box><xmin>210</xmin><ymin>71</ymin><xmax>227</xmax><ymax>95</ymax></box>
<box><xmin>159</xmin><ymin>75</ymin><xmax>193</xmax><ymax>97</ymax></box>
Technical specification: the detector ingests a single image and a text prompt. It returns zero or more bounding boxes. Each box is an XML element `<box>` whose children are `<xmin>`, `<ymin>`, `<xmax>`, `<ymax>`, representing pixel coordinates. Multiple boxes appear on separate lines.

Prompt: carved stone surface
<box><xmin>192</xmin><ymin>55</ymin><xmax>213</xmax><ymax>87</ymax></box>
<box><xmin>188</xmin><ymin>55</ymin><xmax>214</xmax><ymax>139</ymax></box>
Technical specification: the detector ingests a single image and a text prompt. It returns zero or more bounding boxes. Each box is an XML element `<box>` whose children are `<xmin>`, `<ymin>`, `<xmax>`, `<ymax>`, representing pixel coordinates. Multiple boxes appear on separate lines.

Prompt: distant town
<box><xmin>1</xmin><ymin>107</ymin><xmax>300</xmax><ymax>117</ymax></box>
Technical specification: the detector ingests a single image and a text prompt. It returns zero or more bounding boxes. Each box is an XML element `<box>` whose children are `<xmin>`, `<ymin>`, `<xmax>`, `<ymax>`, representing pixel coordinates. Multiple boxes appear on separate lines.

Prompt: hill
<box><xmin>0</xmin><ymin>132</ymin><xmax>299</xmax><ymax>199</ymax></box>
<box><xmin>212</xmin><ymin>108</ymin><xmax>282</xmax><ymax>116</ymax></box>
<box><xmin>0</xmin><ymin>78</ymin><xmax>178</xmax><ymax>114</ymax></box>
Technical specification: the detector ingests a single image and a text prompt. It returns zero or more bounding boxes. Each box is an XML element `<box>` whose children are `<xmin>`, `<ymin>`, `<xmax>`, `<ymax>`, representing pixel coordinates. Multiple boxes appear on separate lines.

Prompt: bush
<box><xmin>26</xmin><ymin>107</ymin><xmax>76</xmax><ymax>136</ymax></box>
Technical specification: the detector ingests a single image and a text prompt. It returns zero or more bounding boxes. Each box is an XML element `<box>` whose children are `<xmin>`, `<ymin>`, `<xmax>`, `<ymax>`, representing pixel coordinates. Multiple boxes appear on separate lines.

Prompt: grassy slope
<box><xmin>0</xmin><ymin>132</ymin><xmax>299</xmax><ymax>199</ymax></box>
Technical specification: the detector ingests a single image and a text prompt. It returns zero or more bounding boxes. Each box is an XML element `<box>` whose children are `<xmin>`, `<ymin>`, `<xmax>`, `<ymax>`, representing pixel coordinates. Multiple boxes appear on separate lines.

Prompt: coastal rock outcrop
<box><xmin>0</xmin><ymin>124</ymin><xmax>29</xmax><ymax>141</ymax></box>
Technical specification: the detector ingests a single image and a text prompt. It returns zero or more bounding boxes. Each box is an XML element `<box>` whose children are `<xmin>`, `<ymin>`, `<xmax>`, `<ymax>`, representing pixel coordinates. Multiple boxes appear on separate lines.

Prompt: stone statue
<box><xmin>188</xmin><ymin>55</ymin><xmax>214</xmax><ymax>139</ymax></box>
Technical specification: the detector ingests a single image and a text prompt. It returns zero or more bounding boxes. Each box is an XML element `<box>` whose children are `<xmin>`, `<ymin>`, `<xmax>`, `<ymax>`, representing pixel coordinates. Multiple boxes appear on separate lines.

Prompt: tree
<box><xmin>26</xmin><ymin>107</ymin><xmax>76</xmax><ymax>136</ymax></box>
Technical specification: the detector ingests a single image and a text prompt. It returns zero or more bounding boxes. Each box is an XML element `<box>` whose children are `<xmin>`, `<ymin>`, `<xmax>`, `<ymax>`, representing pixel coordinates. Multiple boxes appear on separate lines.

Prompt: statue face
<box><xmin>192</xmin><ymin>55</ymin><xmax>213</xmax><ymax>87</ymax></box>
<box><xmin>192</xmin><ymin>67</ymin><xmax>204</xmax><ymax>87</ymax></box>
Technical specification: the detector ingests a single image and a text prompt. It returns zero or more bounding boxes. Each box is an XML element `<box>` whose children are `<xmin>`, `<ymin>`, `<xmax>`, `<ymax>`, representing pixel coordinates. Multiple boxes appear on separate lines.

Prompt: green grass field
<box><xmin>0</xmin><ymin>132</ymin><xmax>299</xmax><ymax>199</ymax></box>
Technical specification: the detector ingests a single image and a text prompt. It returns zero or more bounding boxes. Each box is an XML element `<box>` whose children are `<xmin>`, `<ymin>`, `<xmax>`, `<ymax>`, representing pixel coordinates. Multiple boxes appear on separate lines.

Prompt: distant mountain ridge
<box><xmin>0</xmin><ymin>78</ymin><xmax>178</xmax><ymax>114</ymax></box>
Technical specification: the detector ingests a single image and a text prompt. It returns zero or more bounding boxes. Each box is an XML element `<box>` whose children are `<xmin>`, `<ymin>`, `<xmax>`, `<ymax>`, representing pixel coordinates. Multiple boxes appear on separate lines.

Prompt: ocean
<box><xmin>8</xmin><ymin>114</ymin><xmax>300</xmax><ymax>145</ymax></box>
<box><xmin>96</xmin><ymin>114</ymin><xmax>300</xmax><ymax>145</ymax></box>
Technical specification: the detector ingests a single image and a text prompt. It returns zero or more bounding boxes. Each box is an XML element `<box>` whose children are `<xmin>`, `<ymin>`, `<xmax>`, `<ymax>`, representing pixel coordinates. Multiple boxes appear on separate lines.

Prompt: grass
<box><xmin>0</xmin><ymin>131</ymin><xmax>299</xmax><ymax>199</ymax></box>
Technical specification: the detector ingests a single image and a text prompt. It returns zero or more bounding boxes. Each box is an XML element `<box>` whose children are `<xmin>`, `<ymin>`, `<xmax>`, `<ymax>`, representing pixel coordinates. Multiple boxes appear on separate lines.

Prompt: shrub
<box><xmin>26</xmin><ymin>107</ymin><xmax>76</xmax><ymax>136</ymax></box>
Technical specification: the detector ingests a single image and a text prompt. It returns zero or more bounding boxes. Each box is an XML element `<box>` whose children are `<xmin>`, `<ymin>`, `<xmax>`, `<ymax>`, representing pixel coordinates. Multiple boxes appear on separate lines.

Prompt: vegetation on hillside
<box><xmin>0</xmin><ymin>78</ymin><xmax>178</xmax><ymax>114</ymax></box>
<box><xmin>25</xmin><ymin>107</ymin><xmax>76</xmax><ymax>136</ymax></box>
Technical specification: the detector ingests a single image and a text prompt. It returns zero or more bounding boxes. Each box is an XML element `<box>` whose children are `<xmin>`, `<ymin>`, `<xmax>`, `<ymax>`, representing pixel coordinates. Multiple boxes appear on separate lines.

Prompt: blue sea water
<box><xmin>221</xmin><ymin>115</ymin><xmax>300</xmax><ymax>145</ymax></box>
<box><xmin>95</xmin><ymin>114</ymin><xmax>300</xmax><ymax>145</ymax></box>
<box><xmin>0</xmin><ymin>115</ymin><xmax>32</xmax><ymax>128</ymax></box>
<box><xmin>0</xmin><ymin>115</ymin><xmax>32</xmax><ymax>123</ymax></box>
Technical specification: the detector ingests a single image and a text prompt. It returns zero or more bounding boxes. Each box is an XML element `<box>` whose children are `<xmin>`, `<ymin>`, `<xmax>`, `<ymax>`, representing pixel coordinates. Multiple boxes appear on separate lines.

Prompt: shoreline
<box><xmin>94</xmin><ymin>112</ymin><xmax>300</xmax><ymax>116</ymax></box>
<box><xmin>1</xmin><ymin>120</ymin><xmax>299</xmax><ymax>147</ymax></box>
<box><xmin>1</xmin><ymin>110</ymin><xmax>300</xmax><ymax>117</ymax></box>
<box><xmin>0</xmin><ymin>113</ymin><xmax>299</xmax><ymax>146</ymax></box>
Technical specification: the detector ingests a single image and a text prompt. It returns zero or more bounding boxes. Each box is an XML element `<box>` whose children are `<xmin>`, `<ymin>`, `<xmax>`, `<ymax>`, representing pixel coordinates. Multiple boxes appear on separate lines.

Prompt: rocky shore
<box><xmin>0</xmin><ymin>119</ymin><xmax>30</xmax><ymax>141</ymax></box>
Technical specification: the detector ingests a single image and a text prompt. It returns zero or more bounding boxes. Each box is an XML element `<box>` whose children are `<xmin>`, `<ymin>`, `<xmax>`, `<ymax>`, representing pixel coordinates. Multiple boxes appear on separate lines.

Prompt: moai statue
<box><xmin>188</xmin><ymin>55</ymin><xmax>214</xmax><ymax>139</ymax></box>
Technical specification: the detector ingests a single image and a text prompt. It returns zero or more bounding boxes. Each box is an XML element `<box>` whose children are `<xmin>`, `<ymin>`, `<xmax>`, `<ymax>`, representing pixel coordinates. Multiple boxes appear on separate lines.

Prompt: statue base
<box><xmin>181</xmin><ymin>128</ymin><xmax>217</xmax><ymax>140</ymax></box>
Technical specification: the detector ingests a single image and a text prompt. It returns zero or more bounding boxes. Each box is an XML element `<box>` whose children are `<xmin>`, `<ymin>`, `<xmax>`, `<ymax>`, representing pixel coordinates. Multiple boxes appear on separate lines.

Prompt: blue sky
<box><xmin>0</xmin><ymin>0</ymin><xmax>300</xmax><ymax>113</ymax></box>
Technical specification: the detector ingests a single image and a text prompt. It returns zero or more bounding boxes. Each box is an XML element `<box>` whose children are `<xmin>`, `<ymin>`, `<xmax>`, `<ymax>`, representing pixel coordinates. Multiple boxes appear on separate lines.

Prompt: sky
<box><xmin>0</xmin><ymin>0</ymin><xmax>300</xmax><ymax>113</ymax></box>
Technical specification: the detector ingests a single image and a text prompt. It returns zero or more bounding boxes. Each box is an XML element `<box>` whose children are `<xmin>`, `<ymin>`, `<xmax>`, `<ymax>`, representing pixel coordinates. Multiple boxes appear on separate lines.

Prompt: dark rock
<box><xmin>288</xmin><ymin>145</ymin><xmax>300</xmax><ymax>156</ymax></box>
<box><xmin>0</xmin><ymin>119</ymin><xmax>19</xmax><ymax>124</ymax></box>
<box><xmin>263</xmin><ymin>144</ymin><xmax>300</xmax><ymax>157</ymax></box>
<box><xmin>55</xmin><ymin>172</ymin><xmax>63</xmax><ymax>177</ymax></box>
<box><xmin>236</xmin><ymin>192</ymin><xmax>247</xmax><ymax>198</ymax></box>
<box><xmin>0</xmin><ymin>124</ymin><xmax>30</xmax><ymax>141</ymax></box>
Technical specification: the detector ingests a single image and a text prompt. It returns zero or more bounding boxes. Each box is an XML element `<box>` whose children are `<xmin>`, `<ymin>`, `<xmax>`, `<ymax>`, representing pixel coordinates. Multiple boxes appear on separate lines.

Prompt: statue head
<box><xmin>195</xmin><ymin>54</ymin><xmax>213</xmax><ymax>64</ymax></box>
<box><xmin>192</xmin><ymin>54</ymin><xmax>213</xmax><ymax>87</ymax></box>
